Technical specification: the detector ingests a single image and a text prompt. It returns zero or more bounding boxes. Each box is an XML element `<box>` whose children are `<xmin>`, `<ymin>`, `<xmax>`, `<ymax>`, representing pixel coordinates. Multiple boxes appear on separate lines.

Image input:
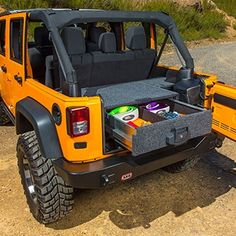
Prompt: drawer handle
<box><xmin>166</xmin><ymin>126</ymin><xmax>189</xmax><ymax>146</ymax></box>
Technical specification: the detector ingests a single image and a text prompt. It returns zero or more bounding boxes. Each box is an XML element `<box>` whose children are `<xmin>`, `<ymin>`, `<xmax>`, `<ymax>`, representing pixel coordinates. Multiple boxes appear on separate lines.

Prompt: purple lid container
<box><xmin>146</xmin><ymin>102</ymin><xmax>169</xmax><ymax>111</ymax></box>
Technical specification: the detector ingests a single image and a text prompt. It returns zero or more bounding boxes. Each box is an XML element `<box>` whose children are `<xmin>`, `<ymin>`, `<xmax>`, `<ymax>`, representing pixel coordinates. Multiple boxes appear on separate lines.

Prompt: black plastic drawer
<box><xmin>106</xmin><ymin>99</ymin><xmax>212</xmax><ymax>156</ymax></box>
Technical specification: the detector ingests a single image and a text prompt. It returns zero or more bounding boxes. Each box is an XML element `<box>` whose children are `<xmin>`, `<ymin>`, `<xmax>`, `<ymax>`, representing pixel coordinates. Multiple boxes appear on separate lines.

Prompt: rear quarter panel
<box><xmin>20</xmin><ymin>79</ymin><xmax>105</xmax><ymax>162</ymax></box>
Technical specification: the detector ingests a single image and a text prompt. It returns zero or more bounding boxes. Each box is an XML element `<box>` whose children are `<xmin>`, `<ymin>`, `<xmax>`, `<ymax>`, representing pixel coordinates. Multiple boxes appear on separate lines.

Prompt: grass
<box><xmin>0</xmin><ymin>0</ymin><xmax>48</xmax><ymax>9</ymax></box>
<box><xmin>214</xmin><ymin>0</ymin><xmax>236</xmax><ymax>18</ymax></box>
<box><xmin>143</xmin><ymin>0</ymin><xmax>228</xmax><ymax>41</ymax></box>
<box><xmin>0</xmin><ymin>0</ymin><xmax>229</xmax><ymax>41</ymax></box>
<box><xmin>233</xmin><ymin>23</ymin><xmax>236</xmax><ymax>31</ymax></box>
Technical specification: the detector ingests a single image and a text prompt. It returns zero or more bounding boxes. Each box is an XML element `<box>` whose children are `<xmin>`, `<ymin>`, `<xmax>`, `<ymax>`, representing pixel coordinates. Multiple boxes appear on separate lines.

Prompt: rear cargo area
<box><xmin>83</xmin><ymin>78</ymin><xmax>212</xmax><ymax>156</ymax></box>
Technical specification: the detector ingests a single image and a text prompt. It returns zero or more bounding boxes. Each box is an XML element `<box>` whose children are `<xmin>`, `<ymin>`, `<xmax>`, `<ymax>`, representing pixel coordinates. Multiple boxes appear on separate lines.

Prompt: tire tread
<box><xmin>17</xmin><ymin>131</ymin><xmax>74</xmax><ymax>224</ymax></box>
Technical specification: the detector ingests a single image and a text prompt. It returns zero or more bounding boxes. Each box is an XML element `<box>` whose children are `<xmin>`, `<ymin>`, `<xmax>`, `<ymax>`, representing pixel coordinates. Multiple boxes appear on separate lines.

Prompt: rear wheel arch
<box><xmin>16</xmin><ymin>97</ymin><xmax>63</xmax><ymax>160</ymax></box>
<box><xmin>16</xmin><ymin>111</ymin><xmax>34</xmax><ymax>133</ymax></box>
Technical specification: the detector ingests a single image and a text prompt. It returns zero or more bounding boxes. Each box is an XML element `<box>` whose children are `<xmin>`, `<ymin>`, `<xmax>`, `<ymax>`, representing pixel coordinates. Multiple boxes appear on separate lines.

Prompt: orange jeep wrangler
<box><xmin>0</xmin><ymin>9</ymin><xmax>235</xmax><ymax>224</ymax></box>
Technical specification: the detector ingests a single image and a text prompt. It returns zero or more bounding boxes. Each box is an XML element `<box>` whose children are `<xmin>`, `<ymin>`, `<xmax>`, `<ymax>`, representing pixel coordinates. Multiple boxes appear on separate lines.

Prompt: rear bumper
<box><xmin>52</xmin><ymin>134</ymin><xmax>217</xmax><ymax>189</ymax></box>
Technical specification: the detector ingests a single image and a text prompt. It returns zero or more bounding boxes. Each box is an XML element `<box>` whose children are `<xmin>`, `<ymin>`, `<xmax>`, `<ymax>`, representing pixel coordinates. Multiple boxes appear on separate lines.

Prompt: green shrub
<box><xmin>142</xmin><ymin>0</ymin><xmax>228</xmax><ymax>41</ymax></box>
<box><xmin>233</xmin><ymin>23</ymin><xmax>236</xmax><ymax>31</ymax></box>
<box><xmin>214</xmin><ymin>0</ymin><xmax>236</xmax><ymax>18</ymax></box>
<box><xmin>0</xmin><ymin>0</ymin><xmax>48</xmax><ymax>9</ymax></box>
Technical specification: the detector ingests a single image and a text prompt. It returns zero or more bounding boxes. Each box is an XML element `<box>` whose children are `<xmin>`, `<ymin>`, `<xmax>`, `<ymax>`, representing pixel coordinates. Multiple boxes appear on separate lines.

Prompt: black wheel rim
<box><xmin>22</xmin><ymin>154</ymin><xmax>38</xmax><ymax>205</ymax></box>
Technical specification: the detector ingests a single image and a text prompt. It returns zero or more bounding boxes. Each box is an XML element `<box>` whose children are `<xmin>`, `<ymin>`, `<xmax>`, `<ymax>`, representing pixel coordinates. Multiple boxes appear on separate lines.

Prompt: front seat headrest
<box><xmin>88</xmin><ymin>26</ymin><xmax>106</xmax><ymax>43</ymax></box>
<box><xmin>34</xmin><ymin>26</ymin><xmax>51</xmax><ymax>47</ymax></box>
<box><xmin>61</xmin><ymin>27</ymin><xmax>86</xmax><ymax>55</ymax></box>
<box><xmin>125</xmin><ymin>26</ymin><xmax>147</xmax><ymax>50</ymax></box>
<box><xmin>98</xmin><ymin>32</ymin><xmax>117</xmax><ymax>53</ymax></box>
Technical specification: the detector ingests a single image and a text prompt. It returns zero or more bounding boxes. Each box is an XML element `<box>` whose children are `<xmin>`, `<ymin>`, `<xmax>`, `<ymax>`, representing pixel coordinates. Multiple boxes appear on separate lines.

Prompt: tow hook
<box><xmin>101</xmin><ymin>174</ymin><xmax>116</xmax><ymax>186</ymax></box>
<box><xmin>215</xmin><ymin>137</ymin><xmax>224</xmax><ymax>148</ymax></box>
<box><xmin>101</xmin><ymin>175</ymin><xmax>109</xmax><ymax>186</ymax></box>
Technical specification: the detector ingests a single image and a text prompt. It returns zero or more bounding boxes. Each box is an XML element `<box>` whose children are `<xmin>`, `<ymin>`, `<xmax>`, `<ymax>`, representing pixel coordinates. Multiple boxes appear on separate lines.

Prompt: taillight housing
<box><xmin>66</xmin><ymin>107</ymin><xmax>90</xmax><ymax>137</ymax></box>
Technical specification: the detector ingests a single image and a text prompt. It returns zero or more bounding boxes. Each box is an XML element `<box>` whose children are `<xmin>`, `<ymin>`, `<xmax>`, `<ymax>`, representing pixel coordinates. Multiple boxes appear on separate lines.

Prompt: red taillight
<box><xmin>66</xmin><ymin>107</ymin><xmax>90</xmax><ymax>137</ymax></box>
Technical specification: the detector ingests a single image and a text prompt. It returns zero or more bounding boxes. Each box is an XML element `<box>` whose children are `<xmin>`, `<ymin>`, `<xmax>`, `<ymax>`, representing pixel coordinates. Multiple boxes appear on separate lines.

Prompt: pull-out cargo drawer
<box><xmin>106</xmin><ymin>99</ymin><xmax>212</xmax><ymax>156</ymax></box>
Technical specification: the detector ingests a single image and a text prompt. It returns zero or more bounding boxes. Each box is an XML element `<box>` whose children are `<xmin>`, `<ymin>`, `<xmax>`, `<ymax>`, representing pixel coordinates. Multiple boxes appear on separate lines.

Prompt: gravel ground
<box><xmin>0</xmin><ymin>42</ymin><xmax>236</xmax><ymax>236</ymax></box>
<box><xmin>161</xmin><ymin>41</ymin><xmax>236</xmax><ymax>86</ymax></box>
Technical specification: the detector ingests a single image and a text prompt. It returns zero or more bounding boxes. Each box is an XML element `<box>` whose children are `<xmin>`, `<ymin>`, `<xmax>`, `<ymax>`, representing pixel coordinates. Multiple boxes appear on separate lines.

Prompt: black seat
<box><xmin>90</xmin><ymin>32</ymin><xmax>133</xmax><ymax>87</ymax></box>
<box><xmin>89</xmin><ymin>27</ymin><xmax>156</xmax><ymax>88</ymax></box>
<box><xmin>28</xmin><ymin>26</ymin><xmax>52</xmax><ymax>83</ymax></box>
<box><xmin>60</xmin><ymin>26</ymin><xmax>156</xmax><ymax>92</ymax></box>
<box><xmin>125</xmin><ymin>26</ymin><xmax>156</xmax><ymax>81</ymax></box>
<box><xmin>61</xmin><ymin>27</ymin><xmax>93</xmax><ymax>88</ymax></box>
<box><xmin>86</xmin><ymin>26</ymin><xmax>106</xmax><ymax>52</ymax></box>
<box><xmin>34</xmin><ymin>26</ymin><xmax>52</xmax><ymax>58</ymax></box>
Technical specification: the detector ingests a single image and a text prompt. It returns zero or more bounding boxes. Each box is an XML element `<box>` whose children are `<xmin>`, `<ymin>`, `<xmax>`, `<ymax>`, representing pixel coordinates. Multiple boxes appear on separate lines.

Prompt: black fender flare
<box><xmin>16</xmin><ymin>97</ymin><xmax>63</xmax><ymax>159</ymax></box>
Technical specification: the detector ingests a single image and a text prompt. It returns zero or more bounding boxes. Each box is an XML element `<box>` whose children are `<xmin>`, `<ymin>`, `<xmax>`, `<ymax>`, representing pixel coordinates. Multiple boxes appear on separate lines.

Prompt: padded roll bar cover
<box><xmin>125</xmin><ymin>26</ymin><xmax>147</xmax><ymax>50</ymax></box>
<box><xmin>16</xmin><ymin>97</ymin><xmax>63</xmax><ymax>159</ymax></box>
<box><xmin>45</xmin><ymin>55</ymin><xmax>54</xmax><ymax>88</ymax></box>
<box><xmin>30</xmin><ymin>10</ymin><xmax>195</xmax><ymax>77</ymax></box>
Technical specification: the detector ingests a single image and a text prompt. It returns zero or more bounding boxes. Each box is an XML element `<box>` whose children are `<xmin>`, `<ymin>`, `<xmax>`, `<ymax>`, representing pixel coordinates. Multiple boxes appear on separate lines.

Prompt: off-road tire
<box><xmin>0</xmin><ymin>101</ymin><xmax>11</xmax><ymax>125</ymax></box>
<box><xmin>17</xmin><ymin>131</ymin><xmax>74</xmax><ymax>224</ymax></box>
<box><xmin>163</xmin><ymin>154</ymin><xmax>201</xmax><ymax>173</ymax></box>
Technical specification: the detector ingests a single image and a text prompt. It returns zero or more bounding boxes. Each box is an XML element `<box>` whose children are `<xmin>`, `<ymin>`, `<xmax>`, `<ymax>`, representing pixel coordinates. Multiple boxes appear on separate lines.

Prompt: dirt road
<box><xmin>162</xmin><ymin>41</ymin><xmax>236</xmax><ymax>86</ymax></box>
<box><xmin>0</xmin><ymin>42</ymin><xmax>236</xmax><ymax>236</ymax></box>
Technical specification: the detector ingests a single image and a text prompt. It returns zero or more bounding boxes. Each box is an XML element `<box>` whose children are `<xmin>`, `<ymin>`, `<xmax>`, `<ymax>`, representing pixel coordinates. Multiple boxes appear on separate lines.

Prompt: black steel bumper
<box><xmin>52</xmin><ymin>134</ymin><xmax>217</xmax><ymax>189</ymax></box>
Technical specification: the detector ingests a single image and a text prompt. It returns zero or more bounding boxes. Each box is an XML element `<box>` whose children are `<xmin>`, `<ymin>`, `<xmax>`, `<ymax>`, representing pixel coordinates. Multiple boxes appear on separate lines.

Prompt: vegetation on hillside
<box><xmin>0</xmin><ymin>0</ymin><xmax>229</xmax><ymax>41</ymax></box>
<box><xmin>234</xmin><ymin>23</ymin><xmax>236</xmax><ymax>31</ymax></box>
<box><xmin>214</xmin><ymin>0</ymin><xmax>236</xmax><ymax>18</ymax></box>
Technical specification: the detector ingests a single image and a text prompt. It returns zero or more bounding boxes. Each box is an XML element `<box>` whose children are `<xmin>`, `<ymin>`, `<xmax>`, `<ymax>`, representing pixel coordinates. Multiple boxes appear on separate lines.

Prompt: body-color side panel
<box><xmin>0</xmin><ymin>13</ymin><xmax>106</xmax><ymax>162</ymax></box>
<box><xmin>22</xmin><ymin>79</ymin><xmax>105</xmax><ymax>162</ymax></box>
<box><xmin>211</xmin><ymin>83</ymin><xmax>236</xmax><ymax>141</ymax></box>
